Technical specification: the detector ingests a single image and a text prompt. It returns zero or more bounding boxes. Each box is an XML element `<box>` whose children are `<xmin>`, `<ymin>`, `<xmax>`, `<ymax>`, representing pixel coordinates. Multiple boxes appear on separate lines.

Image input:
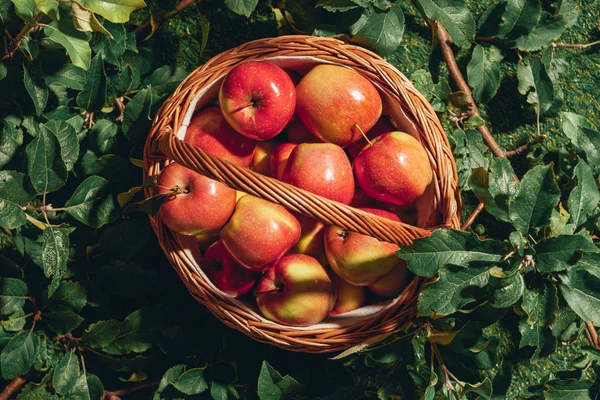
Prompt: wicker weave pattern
<box><xmin>143</xmin><ymin>36</ymin><xmax>461</xmax><ymax>353</ymax></box>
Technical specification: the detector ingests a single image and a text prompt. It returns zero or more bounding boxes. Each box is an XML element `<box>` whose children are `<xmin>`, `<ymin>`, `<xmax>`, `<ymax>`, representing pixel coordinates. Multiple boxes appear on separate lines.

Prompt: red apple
<box><xmin>295</xmin><ymin>64</ymin><xmax>382</xmax><ymax>147</ymax></box>
<box><xmin>281</xmin><ymin>143</ymin><xmax>354</xmax><ymax>205</ymax></box>
<box><xmin>353</xmin><ymin>132</ymin><xmax>433</xmax><ymax>206</ymax></box>
<box><xmin>329</xmin><ymin>274</ymin><xmax>366</xmax><ymax>316</ymax></box>
<box><xmin>255</xmin><ymin>254</ymin><xmax>335</xmax><ymax>326</ymax></box>
<box><xmin>220</xmin><ymin>195</ymin><xmax>301</xmax><ymax>271</ymax></box>
<box><xmin>347</xmin><ymin>117</ymin><xmax>395</xmax><ymax>159</ymax></box>
<box><xmin>250</xmin><ymin>141</ymin><xmax>277</xmax><ymax>175</ymax></box>
<box><xmin>290</xmin><ymin>215</ymin><xmax>326</xmax><ymax>262</ymax></box>
<box><xmin>368</xmin><ymin>263</ymin><xmax>410</xmax><ymax>298</ymax></box>
<box><xmin>157</xmin><ymin>163</ymin><xmax>236</xmax><ymax>236</ymax></box>
<box><xmin>219</xmin><ymin>61</ymin><xmax>296</xmax><ymax>141</ymax></box>
<box><xmin>324</xmin><ymin>208</ymin><xmax>402</xmax><ymax>286</ymax></box>
<box><xmin>286</xmin><ymin>119</ymin><xmax>317</xmax><ymax>144</ymax></box>
<box><xmin>270</xmin><ymin>143</ymin><xmax>297</xmax><ymax>180</ymax></box>
<box><xmin>184</xmin><ymin>107</ymin><xmax>257</xmax><ymax>167</ymax></box>
<box><xmin>202</xmin><ymin>240</ymin><xmax>257</xmax><ymax>297</ymax></box>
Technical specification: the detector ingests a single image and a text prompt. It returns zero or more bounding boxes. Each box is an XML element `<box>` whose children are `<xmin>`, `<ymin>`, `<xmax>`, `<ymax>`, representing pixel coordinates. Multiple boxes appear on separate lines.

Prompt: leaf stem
<box><xmin>103</xmin><ymin>381</ymin><xmax>160</xmax><ymax>399</ymax></box>
<box><xmin>0</xmin><ymin>376</ymin><xmax>27</xmax><ymax>400</ymax></box>
<box><xmin>2</xmin><ymin>11</ymin><xmax>45</xmax><ymax>61</ymax></box>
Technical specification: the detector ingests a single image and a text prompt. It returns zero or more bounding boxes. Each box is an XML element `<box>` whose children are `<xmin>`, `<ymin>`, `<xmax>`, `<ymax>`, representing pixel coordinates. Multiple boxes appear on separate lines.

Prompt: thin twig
<box><xmin>0</xmin><ymin>376</ymin><xmax>27</xmax><ymax>400</ymax></box>
<box><xmin>504</xmin><ymin>135</ymin><xmax>546</xmax><ymax>157</ymax></box>
<box><xmin>586</xmin><ymin>322</ymin><xmax>600</xmax><ymax>350</ymax></box>
<box><xmin>134</xmin><ymin>0</ymin><xmax>196</xmax><ymax>34</ymax></box>
<box><xmin>2</xmin><ymin>11</ymin><xmax>44</xmax><ymax>60</ymax></box>
<box><xmin>115</xmin><ymin>97</ymin><xmax>125</xmax><ymax>123</ymax></box>
<box><xmin>461</xmin><ymin>203</ymin><xmax>484</xmax><ymax>231</ymax></box>
<box><xmin>431</xmin><ymin>343</ymin><xmax>461</xmax><ymax>400</ymax></box>
<box><xmin>103</xmin><ymin>381</ymin><xmax>160</xmax><ymax>400</ymax></box>
<box><xmin>552</xmin><ymin>40</ymin><xmax>600</xmax><ymax>49</ymax></box>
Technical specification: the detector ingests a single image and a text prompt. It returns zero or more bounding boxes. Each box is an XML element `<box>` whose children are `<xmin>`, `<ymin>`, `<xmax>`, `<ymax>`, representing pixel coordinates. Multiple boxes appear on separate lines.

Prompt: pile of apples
<box><xmin>156</xmin><ymin>61</ymin><xmax>433</xmax><ymax>327</ymax></box>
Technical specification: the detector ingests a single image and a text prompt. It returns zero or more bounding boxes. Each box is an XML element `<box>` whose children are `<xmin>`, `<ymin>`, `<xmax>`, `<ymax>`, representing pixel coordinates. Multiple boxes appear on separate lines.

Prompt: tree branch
<box><xmin>2</xmin><ymin>11</ymin><xmax>44</xmax><ymax>60</ymax></box>
<box><xmin>103</xmin><ymin>381</ymin><xmax>160</xmax><ymax>400</ymax></box>
<box><xmin>504</xmin><ymin>135</ymin><xmax>546</xmax><ymax>157</ymax></box>
<box><xmin>552</xmin><ymin>40</ymin><xmax>600</xmax><ymax>49</ymax></box>
<box><xmin>461</xmin><ymin>203</ymin><xmax>484</xmax><ymax>231</ymax></box>
<box><xmin>134</xmin><ymin>0</ymin><xmax>197</xmax><ymax>34</ymax></box>
<box><xmin>0</xmin><ymin>376</ymin><xmax>27</xmax><ymax>400</ymax></box>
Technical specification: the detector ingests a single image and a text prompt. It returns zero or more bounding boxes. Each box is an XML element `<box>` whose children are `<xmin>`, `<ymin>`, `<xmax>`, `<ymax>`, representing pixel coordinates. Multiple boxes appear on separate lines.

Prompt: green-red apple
<box><xmin>295</xmin><ymin>64</ymin><xmax>382</xmax><ymax>147</ymax></box>
<box><xmin>290</xmin><ymin>215</ymin><xmax>326</xmax><ymax>262</ymax></box>
<box><xmin>329</xmin><ymin>274</ymin><xmax>366</xmax><ymax>316</ymax></box>
<box><xmin>250</xmin><ymin>141</ymin><xmax>277</xmax><ymax>175</ymax></box>
<box><xmin>220</xmin><ymin>195</ymin><xmax>301</xmax><ymax>271</ymax></box>
<box><xmin>157</xmin><ymin>162</ymin><xmax>236</xmax><ymax>236</ymax></box>
<box><xmin>324</xmin><ymin>208</ymin><xmax>402</xmax><ymax>286</ymax></box>
<box><xmin>219</xmin><ymin>61</ymin><xmax>296</xmax><ymax>141</ymax></box>
<box><xmin>184</xmin><ymin>107</ymin><xmax>257</xmax><ymax>167</ymax></box>
<box><xmin>353</xmin><ymin>132</ymin><xmax>433</xmax><ymax>206</ymax></box>
<box><xmin>368</xmin><ymin>263</ymin><xmax>410</xmax><ymax>298</ymax></box>
<box><xmin>270</xmin><ymin>142</ymin><xmax>297</xmax><ymax>180</ymax></box>
<box><xmin>255</xmin><ymin>254</ymin><xmax>335</xmax><ymax>326</ymax></box>
<box><xmin>203</xmin><ymin>240</ymin><xmax>257</xmax><ymax>297</ymax></box>
<box><xmin>281</xmin><ymin>143</ymin><xmax>354</xmax><ymax>205</ymax></box>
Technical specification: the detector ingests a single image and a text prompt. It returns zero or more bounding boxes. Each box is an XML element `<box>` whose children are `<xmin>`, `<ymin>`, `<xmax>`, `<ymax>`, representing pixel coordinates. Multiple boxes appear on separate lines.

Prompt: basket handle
<box><xmin>155</xmin><ymin>126</ymin><xmax>431</xmax><ymax>246</ymax></box>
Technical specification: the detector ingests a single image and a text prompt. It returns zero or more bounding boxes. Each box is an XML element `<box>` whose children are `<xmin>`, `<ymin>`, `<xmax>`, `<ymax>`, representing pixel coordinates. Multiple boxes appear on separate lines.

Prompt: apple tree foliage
<box><xmin>0</xmin><ymin>0</ymin><xmax>599</xmax><ymax>398</ymax></box>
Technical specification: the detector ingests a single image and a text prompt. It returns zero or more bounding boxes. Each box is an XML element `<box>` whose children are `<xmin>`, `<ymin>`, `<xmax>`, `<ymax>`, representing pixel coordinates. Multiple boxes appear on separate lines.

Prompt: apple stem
<box><xmin>254</xmin><ymin>288</ymin><xmax>282</xmax><ymax>296</ymax></box>
<box><xmin>232</xmin><ymin>101</ymin><xmax>254</xmax><ymax>114</ymax></box>
<box><xmin>354</xmin><ymin>123</ymin><xmax>372</xmax><ymax>147</ymax></box>
<box><xmin>171</xmin><ymin>185</ymin><xmax>189</xmax><ymax>195</ymax></box>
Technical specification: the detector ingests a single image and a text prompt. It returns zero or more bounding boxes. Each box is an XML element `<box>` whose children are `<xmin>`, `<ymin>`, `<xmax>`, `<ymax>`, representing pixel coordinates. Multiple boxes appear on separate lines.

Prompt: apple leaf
<box><xmin>467</xmin><ymin>45</ymin><xmax>503</xmax><ymax>103</ymax></box>
<box><xmin>544</xmin><ymin>378</ymin><xmax>593</xmax><ymax>399</ymax></box>
<box><xmin>34</xmin><ymin>0</ymin><xmax>59</xmax><ymax>20</ymax></box>
<box><xmin>397</xmin><ymin>229</ymin><xmax>506</xmax><ymax>279</ymax></box>
<box><xmin>76</xmin><ymin>55</ymin><xmax>107</xmax><ymax>111</ymax></box>
<box><xmin>415</xmin><ymin>0</ymin><xmax>475</xmax><ymax>48</ymax></box>
<box><xmin>0</xmin><ymin>171</ymin><xmax>35</xmax><ymax>231</ymax></box>
<box><xmin>497</xmin><ymin>0</ymin><xmax>541</xmax><ymax>39</ymax></box>
<box><xmin>488</xmin><ymin>272</ymin><xmax>524</xmax><ymax>309</ymax></box>
<box><xmin>71</xmin><ymin>2</ymin><xmax>112</xmax><ymax>37</ymax></box>
<box><xmin>0</xmin><ymin>329</ymin><xmax>39</xmax><ymax>379</ymax></box>
<box><xmin>517</xmin><ymin>57</ymin><xmax>562</xmax><ymax>118</ymax></box>
<box><xmin>53</xmin><ymin>351</ymin><xmax>81</xmax><ymax>394</ymax></box>
<box><xmin>82</xmin><ymin>320</ymin><xmax>120</xmax><ymax>348</ymax></box>
<box><xmin>64</xmin><ymin>175</ymin><xmax>120</xmax><ymax>228</ymax></box>
<box><xmin>211</xmin><ymin>381</ymin><xmax>239</xmax><ymax>400</ymax></box>
<box><xmin>0</xmin><ymin>121</ymin><xmax>21</xmax><ymax>169</ymax></box>
<box><xmin>42</xmin><ymin>120</ymin><xmax>79</xmax><ymax>172</ymax></box>
<box><xmin>25</xmin><ymin>127</ymin><xmax>68</xmax><ymax>194</ymax></box>
<box><xmin>316</xmin><ymin>0</ymin><xmax>360</xmax><ymax>12</ymax></box>
<box><xmin>561</xmin><ymin>112</ymin><xmax>600</xmax><ymax>166</ymax></box>
<box><xmin>43</xmin><ymin>20</ymin><xmax>92</xmax><ymax>70</ymax></box>
<box><xmin>558</xmin><ymin>0</ymin><xmax>580</xmax><ymax>29</ymax></box>
<box><xmin>257</xmin><ymin>361</ymin><xmax>301</xmax><ymax>400</ymax></box>
<box><xmin>73</xmin><ymin>0</ymin><xmax>146</xmax><ymax>23</ymax></box>
<box><xmin>10</xmin><ymin>0</ymin><xmax>38</xmax><ymax>22</ymax></box>
<box><xmin>534</xmin><ymin>234</ymin><xmax>598</xmax><ymax>273</ymax></box>
<box><xmin>173</xmin><ymin>367</ymin><xmax>209</xmax><ymax>395</ymax></box>
<box><xmin>45</xmin><ymin>311</ymin><xmax>85</xmax><ymax>334</ymax></box>
<box><xmin>154</xmin><ymin>364</ymin><xmax>186</xmax><ymax>399</ymax></box>
<box><xmin>45</xmin><ymin>64</ymin><xmax>86</xmax><ymax>90</ymax></box>
<box><xmin>349</xmin><ymin>5</ymin><xmax>404</xmax><ymax>56</ymax></box>
<box><xmin>47</xmin><ymin>281</ymin><xmax>87</xmax><ymax>312</ymax></box>
<box><xmin>418</xmin><ymin>264</ymin><xmax>491</xmax><ymax>317</ymax></box>
<box><xmin>568</xmin><ymin>161</ymin><xmax>599</xmax><ymax>229</ymax></box>
<box><xmin>0</xmin><ymin>278</ymin><xmax>27</xmax><ymax>316</ymax></box>
<box><xmin>518</xmin><ymin>278</ymin><xmax>558</xmax><ymax>359</ymax></box>
<box><xmin>560</xmin><ymin>267</ymin><xmax>600</xmax><ymax>327</ymax></box>
<box><xmin>508</xmin><ymin>165</ymin><xmax>560</xmax><ymax>234</ymax></box>
<box><xmin>23</xmin><ymin>60</ymin><xmax>48</xmax><ymax>116</ymax></box>
<box><xmin>224</xmin><ymin>0</ymin><xmax>258</xmax><ymax>17</ymax></box>
<box><xmin>514</xmin><ymin>13</ymin><xmax>568</xmax><ymax>52</ymax></box>
<box><xmin>92</xmin><ymin>22</ymin><xmax>129</xmax><ymax>68</ymax></box>
<box><xmin>41</xmin><ymin>225</ymin><xmax>74</xmax><ymax>297</ymax></box>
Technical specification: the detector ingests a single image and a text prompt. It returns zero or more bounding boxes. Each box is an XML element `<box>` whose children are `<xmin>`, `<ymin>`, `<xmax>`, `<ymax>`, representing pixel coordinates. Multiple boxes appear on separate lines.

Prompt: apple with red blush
<box><xmin>270</xmin><ymin>143</ymin><xmax>296</xmax><ymax>180</ymax></box>
<box><xmin>368</xmin><ymin>263</ymin><xmax>410</xmax><ymax>298</ymax></box>
<box><xmin>329</xmin><ymin>274</ymin><xmax>366</xmax><ymax>316</ymax></box>
<box><xmin>203</xmin><ymin>240</ymin><xmax>257</xmax><ymax>297</ymax></box>
<box><xmin>250</xmin><ymin>141</ymin><xmax>278</xmax><ymax>175</ymax></box>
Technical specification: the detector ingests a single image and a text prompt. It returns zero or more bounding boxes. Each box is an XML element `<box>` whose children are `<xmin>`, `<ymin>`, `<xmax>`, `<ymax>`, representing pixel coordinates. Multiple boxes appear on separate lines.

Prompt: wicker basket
<box><xmin>143</xmin><ymin>35</ymin><xmax>461</xmax><ymax>354</ymax></box>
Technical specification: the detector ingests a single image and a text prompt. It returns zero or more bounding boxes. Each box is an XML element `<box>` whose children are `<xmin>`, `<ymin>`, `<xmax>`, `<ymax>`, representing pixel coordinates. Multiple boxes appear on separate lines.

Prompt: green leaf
<box><xmin>257</xmin><ymin>361</ymin><xmax>301</xmax><ymax>400</ymax></box>
<box><xmin>534</xmin><ymin>234</ymin><xmax>598</xmax><ymax>272</ymax></box>
<box><xmin>224</xmin><ymin>0</ymin><xmax>257</xmax><ymax>17</ymax></box>
<box><xmin>517</xmin><ymin>57</ymin><xmax>562</xmax><ymax>118</ymax></box>
<box><xmin>397</xmin><ymin>229</ymin><xmax>506</xmax><ymax>278</ymax></box>
<box><xmin>514</xmin><ymin>14</ymin><xmax>568</xmax><ymax>52</ymax></box>
<box><xmin>418</xmin><ymin>265</ymin><xmax>491</xmax><ymax>317</ymax></box>
<box><xmin>41</xmin><ymin>225</ymin><xmax>73</xmax><ymax>296</ymax></box>
<box><xmin>107</xmin><ymin>305</ymin><xmax>168</xmax><ymax>354</ymax></box>
<box><xmin>560</xmin><ymin>267</ymin><xmax>600</xmax><ymax>326</ymax></box>
<box><xmin>1</xmin><ymin>308</ymin><xmax>27</xmax><ymax>331</ymax></box>
<box><xmin>453</xmin><ymin>129</ymin><xmax>491</xmax><ymax>189</ymax></box>
<box><xmin>53</xmin><ymin>351</ymin><xmax>81</xmax><ymax>395</ymax></box>
<box><xmin>349</xmin><ymin>6</ymin><xmax>404</xmax><ymax>56</ymax></box>
<box><xmin>76</xmin><ymin>55</ymin><xmax>107</xmax><ymax>111</ymax></box>
<box><xmin>42</xmin><ymin>120</ymin><xmax>79</xmax><ymax>172</ymax></box>
<box><xmin>0</xmin><ymin>329</ymin><xmax>38</xmax><ymax>379</ymax></box>
<box><xmin>45</xmin><ymin>310</ymin><xmax>84</xmax><ymax>334</ymax></box>
<box><xmin>48</xmin><ymin>281</ymin><xmax>86</xmax><ymax>312</ymax></box>
<box><xmin>92</xmin><ymin>22</ymin><xmax>128</xmax><ymax>67</ymax></box>
<box><xmin>34</xmin><ymin>0</ymin><xmax>59</xmax><ymax>20</ymax></box>
<box><xmin>489</xmin><ymin>273</ymin><xmax>524</xmax><ymax>308</ymax></box>
<box><xmin>73</xmin><ymin>0</ymin><xmax>145</xmax><ymax>23</ymax></box>
<box><xmin>0</xmin><ymin>171</ymin><xmax>35</xmax><ymax>230</ymax></box>
<box><xmin>561</xmin><ymin>112</ymin><xmax>600</xmax><ymax>166</ymax></box>
<box><xmin>568</xmin><ymin>159</ymin><xmax>599</xmax><ymax>227</ymax></box>
<box><xmin>23</xmin><ymin>60</ymin><xmax>48</xmax><ymax>116</ymax></box>
<box><xmin>173</xmin><ymin>368</ymin><xmax>209</xmax><ymax>395</ymax></box>
<box><xmin>211</xmin><ymin>382</ymin><xmax>239</xmax><ymax>400</ymax></box>
<box><xmin>0</xmin><ymin>278</ymin><xmax>27</xmax><ymax>316</ymax></box>
<box><xmin>497</xmin><ymin>0</ymin><xmax>541</xmax><ymax>39</ymax></box>
<box><xmin>71</xmin><ymin>2</ymin><xmax>112</xmax><ymax>37</ymax></box>
<box><xmin>544</xmin><ymin>378</ymin><xmax>593</xmax><ymax>399</ymax></box>
<box><xmin>64</xmin><ymin>176</ymin><xmax>119</xmax><ymax>228</ymax></box>
<box><xmin>16</xmin><ymin>378</ymin><xmax>60</xmax><ymax>399</ymax></box>
<box><xmin>68</xmin><ymin>373</ymin><xmax>91</xmax><ymax>400</ymax></box>
<box><xmin>519</xmin><ymin>279</ymin><xmax>558</xmax><ymax>359</ymax></box>
<box><xmin>549</xmin><ymin>204</ymin><xmax>575</xmax><ymax>238</ymax></box>
<box><xmin>122</xmin><ymin>87</ymin><xmax>161</xmax><ymax>144</ymax></box>
<box><xmin>550</xmin><ymin>307</ymin><xmax>579</xmax><ymax>341</ymax></box>
<box><xmin>10</xmin><ymin>0</ymin><xmax>37</xmax><ymax>22</ymax></box>
<box><xmin>89</xmin><ymin>119</ymin><xmax>117</xmax><ymax>154</ymax></box>
<box><xmin>143</xmin><ymin>65</ymin><xmax>188</xmax><ymax>96</ymax></box>
<box><xmin>82</xmin><ymin>320</ymin><xmax>120</xmax><ymax>348</ymax></box>
<box><xmin>457</xmin><ymin>378</ymin><xmax>493</xmax><ymax>399</ymax></box>
<box><xmin>0</xmin><ymin>63</ymin><xmax>6</xmax><ymax>81</ymax></box>
<box><xmin>26</xmin><ymin>128</ymin><xmax>68</xmax><ymax>194</ymax></box>
<box><xmin>316</xmin><ymin>0</ymin><xmax>359</xmax><ymax>12</ymax></box>
<box><xmin>44</xmin><ymin>64</ymin><xmax>86</xmax><ymax>90</ymax></box>
<box><xmin>467</xmin><ymin>45</ymin><xmax>503</xmax><ymax>103</ymax></box>
<box><xmin>154</xmin><ymin>364</ymin><xmax>185</xmax><ymax>400</ymax></box>
<box><xmin>558</xmin><ymin>0</ymin><xmax>580</xmax><ymax>29</ymax></box>
<box><xmin>508</xmin><ymin>165</ymin><xmax>560</xmax><ymax>234</ymax></box>
<box><xmin>0</xmin><ymin>121</ymin><xmax>22</xmax><ymax>169</ymax></box>
<box><xmin>43</xmin><ymin>20</ymin><xmax>92</xmax><ymax>70</ymax></box>
<box><xmin>416</xmin><ymin>0</ymin><xmax>475</xmax><ymax>48</ymax></box>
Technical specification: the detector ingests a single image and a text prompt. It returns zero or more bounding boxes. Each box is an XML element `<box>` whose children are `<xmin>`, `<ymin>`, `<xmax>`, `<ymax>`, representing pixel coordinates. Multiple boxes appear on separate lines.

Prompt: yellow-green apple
<box><xmin>329</xmin><ymin>274</ymin><xmax>366</xmax><ymax>316</ymax></box>
<box><xmin>286</xmin><ymin>119</ymin><xmax>317</xmax><ymax>144</ymax></box>
<box><xmin>353</xmin><ymin>132</ymin><xmax>432</xmax><ymax>206</ymax></box>
<box><xmin>220</xmin><ymin>195</ymin><xmax>301</xmax><ymax>271</ymax></box>
<box><xmin>368</xmin><ymin>263</ymin><xmax>410</xmax><ymax>298</ymax></box>
<box><xmin>270</xmin><ymin>143</ymin><xmax>297</xmax><ymax>179</ymax></box>
<box><xmin>250</xmin><ymin>141</ymin><xmax>277</xmax><ymax>175</ymax></box>
<box><xmin>255</xmin><ymin>254</ymin><xmax>335</xmax><ymax>326</ymax></box>
<box><xmin>325</xmin><ymin>208</ymin><xmax>402</xmax><ymax>286</ymax></box>
<box><xmin>281</xmin><ymin>143</ymin><xmax>354</xmax><ymax>204</ymax></box>
<box><xmin>295</xmin><ymin>65</ymin><xmax>382</xmax><ymax>147</ymax></box>
<box><xmin>202</xmin><ymin>240</ymin><xmax>257</xmax><ymax>297</ymax></box>
<box><xmin>347</xmin><ymin>117</ymin><xmax>395</xmax><ymax>159</ymax></box>
<box><xmin>184</xmin><ymin>107</ymin><xmax>257</xmax><ymax>167</ymax></box>
<box><xmin>290</xmin><ymin>215</ymin><xmax>326</xmax><ymax>262</ymax></box>
<box><xmin>157</xmin><ymin>162</ymin><xmax>236</xmax><ymax>236</ymax></box>
<box><xmin>219</xmin><ymin>61</ymin><xmax>296</xmax><ymax>141</ymax></box>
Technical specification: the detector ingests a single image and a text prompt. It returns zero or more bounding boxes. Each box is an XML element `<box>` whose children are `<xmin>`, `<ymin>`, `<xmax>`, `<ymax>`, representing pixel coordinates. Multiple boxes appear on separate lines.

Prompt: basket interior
<box><xmin>166</xmin><ymin>56</ymin><xmax>436</xmax><ymax>331</ymax></box>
